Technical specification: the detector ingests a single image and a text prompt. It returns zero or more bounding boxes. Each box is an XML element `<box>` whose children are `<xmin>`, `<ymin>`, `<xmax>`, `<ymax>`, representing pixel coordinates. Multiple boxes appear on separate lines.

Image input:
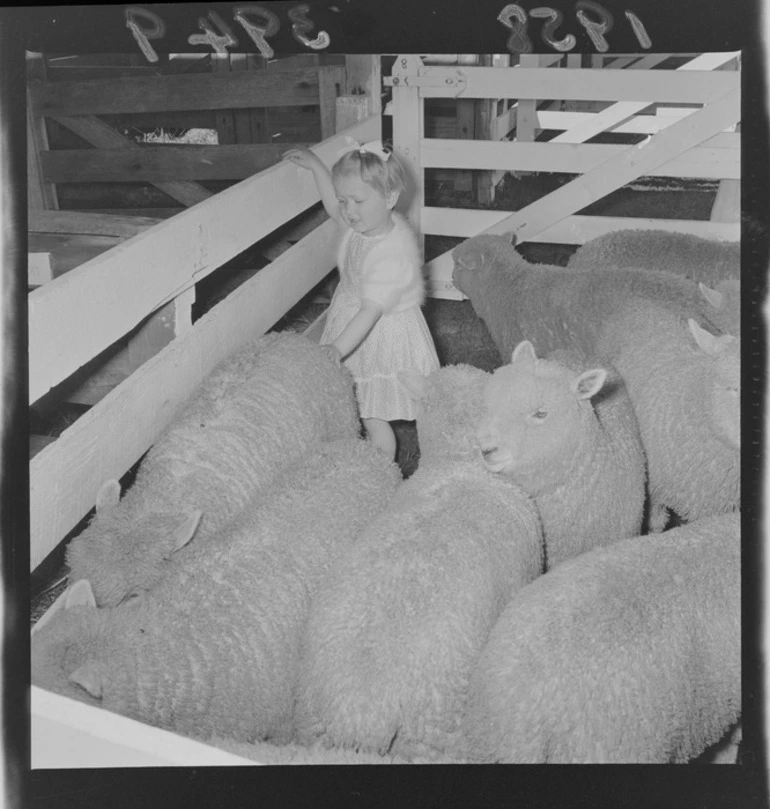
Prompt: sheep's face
<box><xmin>477</xmin><ymin>342</ymin><xmax>606</xmax><ymax>492</ymax></box>
<box><xmin>451</xmin><ymin>234</ymin><xmax>516</xmax><ymax>297</ymax></box>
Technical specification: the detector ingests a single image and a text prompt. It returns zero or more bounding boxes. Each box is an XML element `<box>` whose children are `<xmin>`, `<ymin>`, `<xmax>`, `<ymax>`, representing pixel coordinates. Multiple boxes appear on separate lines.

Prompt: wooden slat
<box><xmin>419</xmin><ymin>136</ymin><xmax>739</xmax><ymax>179</ymax></box>
<box><xmin>40</xmin><ymin>143</ymin><xmax>312</xmax><ymax>183</ymax></box>
<box><xmin>27</xmin><ymin>85</ymin><xmax>58</xmax><ymax>210</ymax></box>
<box><xmin>422</xmin><ymin>208</ymin><xmax>741</xmax><ymax>242</ymax></box>
<box><xmin>30</xmin><ymin>69</ymin><xmax>324</xmax><ymax>117</ymax></box>
<box><xmin>28</xmin><ymin>254</ymin><xmax>53</xmax><ymax>287</ymax></box>
<box><xmin>28</xmin><ymin>115</ymin><xmax>380</xmax><ymax>405</ymax></box>
<box><xmin>31</xmin><ymin>687</ymin><xmax>253</xmax><ymax>768</ymax></box>
<box><xmin>30</xmin><ymin>219</ymin><xmax>341</xmax><ymax>570</ymax></box>
<box><xmin>52</xmin><ymin>115</ymin><xmax>212</xmax><ymax>207</ymax></box>
<box><xmin>413</xmin><ymin>65</ymin><xmax>739</xmax><ymax>103</ymax></box>
<box><xmin>319</xmin><ymin>66</ymin><xmax>347</xmax><ymax>140</ymax></box>
<box><xmin>29</xmin><ymin>210</ymin><xmax>162</xmax><ymax>237</ymax></box>
<box><xmin>391</xmin><ymin>56</ymin><xmax>425</xmax><ymax>241</ymax></box>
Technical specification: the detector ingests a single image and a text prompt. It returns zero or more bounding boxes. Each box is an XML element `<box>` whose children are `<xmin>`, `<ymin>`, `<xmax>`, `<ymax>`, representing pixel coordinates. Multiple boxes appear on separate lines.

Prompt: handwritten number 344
<box><xmin>498</xmin><ymin>2</ymin><xmax>652</xmax><ymax>53</ymax></box>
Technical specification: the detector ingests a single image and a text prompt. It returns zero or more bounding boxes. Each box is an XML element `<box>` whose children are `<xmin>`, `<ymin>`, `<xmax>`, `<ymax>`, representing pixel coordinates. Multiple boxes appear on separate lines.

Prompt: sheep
<box><xmin>451</xmin><ymin>233</ymin><xmax>727</xmax><ymax>360</ymax></box>
<box><xmin>595</xmin><ymin>300</ymin><xmax>740</xmax><ymax>531</ymax></box>
<box><xmin>65</xmin><ymin>332</ymin><xmax>360</xmax><ymax>607</ymax></box>
<box><xmin>293</xmin><ymin>364</ymin><xmax>544</xmax><ymax>761</ymax></box>
<box><xmin>461</xmin><ymin>512</ymin><xmax>741</xmax><ymax>764</ymax></box>
<box><xmin>568</xmin><ymin>229</ymin><xmax>740</xmax><ymax>288</ymax></box>
<box><xmin>476</xmin><ymin>340</ymin><xmax>646</xmax><ymax>569</ymax></box>
<box><xmin>31</xmin><ymin>438</ymin><xmax>401</xmax><ymax>744</ymax></box>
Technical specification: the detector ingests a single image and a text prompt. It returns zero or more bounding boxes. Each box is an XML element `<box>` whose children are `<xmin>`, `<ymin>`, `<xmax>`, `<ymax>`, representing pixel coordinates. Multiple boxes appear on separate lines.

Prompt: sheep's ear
<box><xmin>399</xmin><ymin>371</ymin><xmax>431</xmax><ymax>402</ymax></box>
<box><xmin>511</xmin><ymin>340</ymin><xmax>537</xmax><ymax>369</ymax></box>
<box><xmin>699</xmin><ymin>282</ymin><xmax>724</xmax><ymax>311</ymax></box>
<box><xmin>95</xmin><ymin>480</ymin><xmax>121</xmax><ymax>513</ymax></box>
<box><xmin>69</xmin><ymin>662</ymin><xmax>105</xmax><ymax>700</ymax></box>
<box><xmin>166</xmin><ymin>510</ymin><xmax>203</xmax><ymax>556</ymax></box>
<box><xmin>572</xmin><ymin>368</ymin><xmax>607</xmax><ymax>400</ymax></box>
<box><xmin>64</xmin><ymin>579</ymin><xmax>97</xmax><ymax>610</ymax></box>
<box><xmin>688</xmin><ymin>319</ymin><xmax>721</xmax><ymax>355</ymax></box>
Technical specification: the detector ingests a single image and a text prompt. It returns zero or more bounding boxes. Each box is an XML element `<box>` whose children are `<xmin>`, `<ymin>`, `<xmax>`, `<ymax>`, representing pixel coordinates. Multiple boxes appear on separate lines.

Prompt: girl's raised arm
<box><xmin>283</xmin><ymin>149</ymin><xmax>343</xmax><ymax>224</ymax></box>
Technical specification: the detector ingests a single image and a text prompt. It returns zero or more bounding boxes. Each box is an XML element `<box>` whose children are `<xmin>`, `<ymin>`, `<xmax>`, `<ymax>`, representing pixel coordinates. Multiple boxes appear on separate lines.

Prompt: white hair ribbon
<box><xmin>336</xmin><ymin>137</ymin><xmax>390</xmax><ymax>162</ymax></box>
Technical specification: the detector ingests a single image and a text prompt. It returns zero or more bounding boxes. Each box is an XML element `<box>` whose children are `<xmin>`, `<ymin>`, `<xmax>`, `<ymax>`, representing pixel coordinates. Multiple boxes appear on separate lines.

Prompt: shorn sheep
<box><xmin>451</xmin><ymin>233</ymin><xmax>728</xmax><ymax>359</ymax></box>
<box><xmin>66</xmin><ymin>333</ymin><xmax>360</xmax><ymax>606</ymax></box>
<box><xmin>294</xmin><ymin>364</ymin><xmax>543</xmax><ymax>761</ymax></box>
<box><xmin>595</xmin><ymin>300</ymin><xmax>740</xmax><ymax>531</ymax></box>
<box><xmin>476</xmin><ymin>340</ymin><xmax>645</xmax><ymax>569</ymax></box>
<box><xmin>461</xmin><ymin>513</ymin><xmax>740</xmax><ymax>764</ymax></box>
<box><xmin>32</xmin><ymin>438</ymin><xmax>400</xmax><ymax>744</ymax></box>
<box><xmin>568</xmin><ymin>229</ymin><xmax>739</xmax><ymax>287</ymax></box>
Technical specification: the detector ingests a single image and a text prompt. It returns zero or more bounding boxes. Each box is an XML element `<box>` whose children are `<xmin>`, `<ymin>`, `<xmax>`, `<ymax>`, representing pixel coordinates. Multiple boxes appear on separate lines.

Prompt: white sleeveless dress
<box><xmin>320</xmin><ymin>214</ymin><xmax>440</xmax><ymax>421</ymax></box>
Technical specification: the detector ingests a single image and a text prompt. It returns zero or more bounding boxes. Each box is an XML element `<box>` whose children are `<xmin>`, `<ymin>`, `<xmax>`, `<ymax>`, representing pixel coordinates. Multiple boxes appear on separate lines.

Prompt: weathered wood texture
<box><xmin>28</xmin><ymin>116</ymin><xmax>379</xmax><ymax>405</ymax></box>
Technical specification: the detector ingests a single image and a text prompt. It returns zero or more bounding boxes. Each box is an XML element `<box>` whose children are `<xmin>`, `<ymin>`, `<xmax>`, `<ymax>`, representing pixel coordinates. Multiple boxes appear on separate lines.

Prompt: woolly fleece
<box><xmin>32</xmin><ymin>438</ymin><xmax>400</xmax><ymax>743</ymax></box>
<box><xmin>294</xmin><ymin>364</ymin><xmax>543</xmax><ymax>761</ymax></box>
<box><xmin>596</xmin><ymin>300</ymin><xmax>740</xmax><ymax>528</ymax></box>
<box><xmin>66</xmin><ymin>333</ymin><xmax>360</xmax><ymax>606</ymax></box>
<box><xmin>461</xmin><ymin>513</ymin><xmax>741</xmax><ymax>763</ymax></box>
<box><xmin>568</xmin><ymin>229</ymin><xmax>740</xmax><ymax>287</ymax></box>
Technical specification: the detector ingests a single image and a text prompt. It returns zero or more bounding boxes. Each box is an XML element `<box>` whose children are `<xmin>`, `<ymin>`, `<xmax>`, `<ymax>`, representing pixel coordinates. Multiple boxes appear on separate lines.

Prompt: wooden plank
<box><xmin>30</xmin><ymin>69</ymin><xmax>324</xmax><ymax>117</ymax></box>
<box><xmin>52</xmin><ymin>115</ymin><xmax>212</xmax><ymax>207</ymax></box>
<box><xmin>28</xmin><ymin>115</ymin><xmax>380</xmax><ymax>405</ymax></box>
<box><xmin>40</xmin><ymin>143</ymin><xmax>311</xmax><ymax>183</ymax></box>
<box><xmin>710</xmin><ymin>178</ymin><xmax>740</xmax><ymax>223</ymax></box>
<box><xmin>86</xmin><ymin>208</ymin><xmax>184</xmax><ymax>219</ymax></box>
<box><xmin>336</xmin><ymin>96</ymin><xmax>371</xmax><ymax>131</ymax></box>
<box><xmin>26</xmin><ymin>54</ymin><xmax>58</xmax><ymax>205</ymax></box>
<box><xmin>28</xmin><ymin>253</ymin><xmax>53</xmax><ymax>287</ymax></box>
<box><xmin>514</xmin><ymin>55</ymin><xmax>539</xmax><ymax>143</ymax></box>
<box><xmin>419</xmin><ymin>137</ymin><xmax>739</xmax><ymax>179</ymax></box>
<box><xmin>29</xmin><ymin>210</ymin><xmax>163</xmax><ymax>237</ymax></box>
<box><xmin>391</xmin><ymin>56</ymin><xmax>425</xmax><ymax>239</ymax></box>
<box><xmin>30</xmin><ymin>219</ymin><xmax>341</xmax><ymax>569</ymax></box>
<box><xmin>413</xmin><ymin>65</ymin><xmax>739</xmax><ymax>103</ymax></box>
<box><xmin>421</xmin><ymin>207</ymin><xmax>741</xmax><ymax>242</ymax></box>
<box><xmin>212</xmin><ymin>54</ymin><xmax>236</xmax><ymax>146</ymax></box>
<box><xmin>319</xmin><ymin>66</ymin><xmax>348</xmax><ymax>141</ymax></box>
<box><xmin>31</xmin><ymin>687</ymin><xmax>253</xmax><ymax>768</ymax></box>
<box><xmin>344</xmin><ymin>55</ymin><xmax>382</xmax><ymax>114</ymax></box>
<box><xmin>536</xmin><ymin>108</ymin><xmax>708</xmax><ymax>135</ymax></box>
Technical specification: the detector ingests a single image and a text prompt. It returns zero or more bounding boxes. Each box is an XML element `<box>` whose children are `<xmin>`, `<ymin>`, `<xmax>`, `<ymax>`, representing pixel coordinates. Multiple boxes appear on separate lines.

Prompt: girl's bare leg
<box><xmin>362</xmin><ymin>417</ymin><xmax>397</xmax><ymax>460</ymax></box>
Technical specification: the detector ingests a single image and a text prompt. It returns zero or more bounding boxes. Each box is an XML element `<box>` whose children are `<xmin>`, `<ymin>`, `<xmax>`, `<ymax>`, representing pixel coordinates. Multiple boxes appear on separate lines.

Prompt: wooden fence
<box><xmin>387</xmin><ymin>52</ymin><xmax>741</xmax><ymax>298</ymax></box>
<box><xmin>28</xmin><ymin>114</ymin><xmax>380</xmax><ymax>572</ymax></box>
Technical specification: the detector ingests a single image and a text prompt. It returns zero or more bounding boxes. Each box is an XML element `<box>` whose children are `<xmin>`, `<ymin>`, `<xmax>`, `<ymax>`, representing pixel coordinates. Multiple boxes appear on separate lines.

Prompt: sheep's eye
<box><xmin>531</xmin><ymin>409</ymin><xmax>548</xmax><ymax>421</ymax></box>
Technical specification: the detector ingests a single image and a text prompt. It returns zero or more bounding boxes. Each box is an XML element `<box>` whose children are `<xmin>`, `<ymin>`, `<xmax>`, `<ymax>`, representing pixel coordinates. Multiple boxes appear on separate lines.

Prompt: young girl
<box><xmin>283</xmin><ymin>140</ymin><xmax>440</xmax><ymax>459</ymax></box>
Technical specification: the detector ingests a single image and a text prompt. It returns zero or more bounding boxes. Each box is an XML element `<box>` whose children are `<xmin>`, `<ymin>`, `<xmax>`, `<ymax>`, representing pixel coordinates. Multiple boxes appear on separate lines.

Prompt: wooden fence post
<box><xmin>391</xmin><ymin>55</ymin><xmax>425</xmax><ymax>250</ymax></box>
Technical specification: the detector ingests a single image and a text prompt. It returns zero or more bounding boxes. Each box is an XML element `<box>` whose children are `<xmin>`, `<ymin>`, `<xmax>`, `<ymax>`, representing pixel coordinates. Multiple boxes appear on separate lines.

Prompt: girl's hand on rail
<box><xmin>282</xmin><ymin>148</ymin><xmax>321</xmax><ymax>170</ymax></box>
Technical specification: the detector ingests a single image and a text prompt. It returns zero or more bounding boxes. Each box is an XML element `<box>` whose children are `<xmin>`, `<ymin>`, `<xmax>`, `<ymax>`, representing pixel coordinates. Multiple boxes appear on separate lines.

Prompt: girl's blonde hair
<box><xmin>331</xmin><ymin>144</ymin><xmax>407</xmax><ymax>198</ymax></box>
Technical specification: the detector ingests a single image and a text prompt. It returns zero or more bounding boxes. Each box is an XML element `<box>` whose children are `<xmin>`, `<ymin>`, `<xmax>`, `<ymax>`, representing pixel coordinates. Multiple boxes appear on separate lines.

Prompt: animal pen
<box><xmin>29</xmin><ymin>51</ymin><xmax>741</xmax><ymax>766</ymax></box>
